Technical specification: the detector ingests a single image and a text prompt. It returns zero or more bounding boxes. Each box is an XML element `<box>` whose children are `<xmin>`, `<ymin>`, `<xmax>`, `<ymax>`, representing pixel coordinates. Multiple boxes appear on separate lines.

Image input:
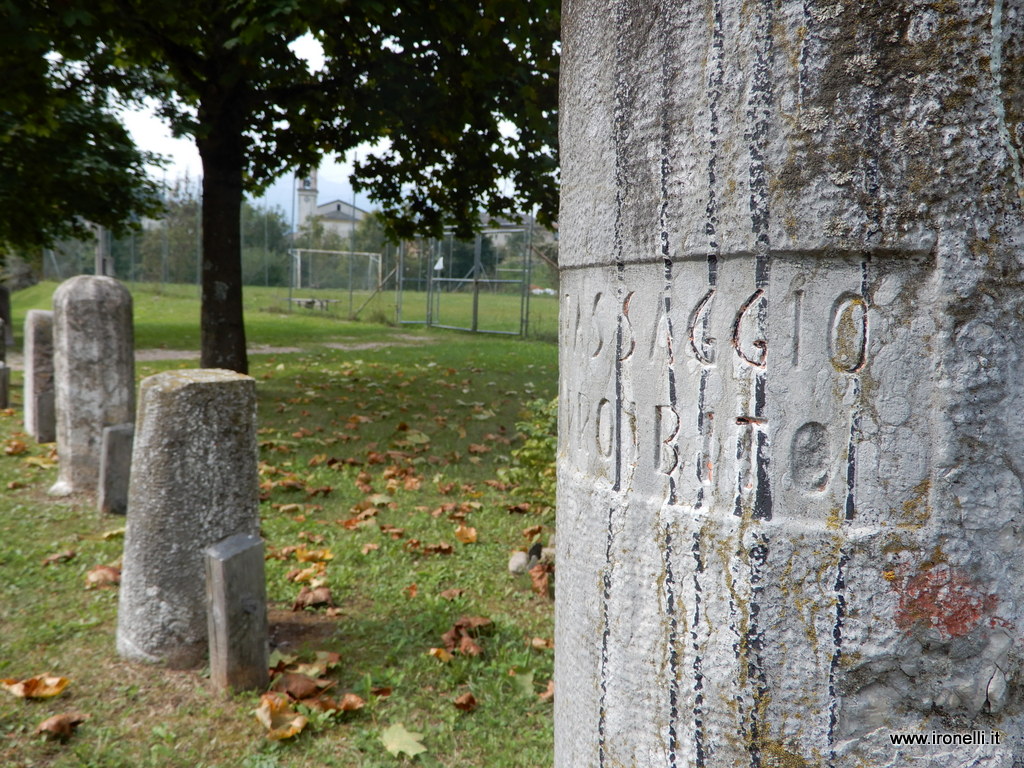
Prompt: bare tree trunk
<box><xmin>197</xmin><ymin>101</ymin><xmax>248</xmax><ymax>374</ymax></box>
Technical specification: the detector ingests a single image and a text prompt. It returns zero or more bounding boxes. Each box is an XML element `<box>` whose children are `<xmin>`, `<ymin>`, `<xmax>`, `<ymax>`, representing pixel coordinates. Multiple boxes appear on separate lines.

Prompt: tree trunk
<box><xmin>196</xmin><ymin>102</ymin><xmax>248</xmax><ymax>374</ymax></box>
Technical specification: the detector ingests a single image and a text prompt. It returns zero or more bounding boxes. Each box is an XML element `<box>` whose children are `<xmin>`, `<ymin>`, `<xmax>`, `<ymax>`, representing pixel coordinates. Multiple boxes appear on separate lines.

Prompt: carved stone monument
<box><xmin>117</xmin><ymin>369</ymin><xmax>259</xmax><ymax>669</ymax></box>
<box><xmin>557</xmin><ymin>3</ymin><xmax>1024</xmax><ymax>766</ymax></box>
<box><xmin>24</xmin><ymin>310</ymin><xmax>55</xmax><ymax>442</ymax></box>
<box><xmin>50</xmin><ymin>276</ymin><xmax>134</xmax><ymax>494</ymax></box>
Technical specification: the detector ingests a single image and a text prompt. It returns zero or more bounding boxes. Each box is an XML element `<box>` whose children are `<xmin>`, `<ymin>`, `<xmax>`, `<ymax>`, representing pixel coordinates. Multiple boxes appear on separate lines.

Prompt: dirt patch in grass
<box><xmin>268</xmin><ymin>608</ymin><xmax>342</xmax><ymax>655</ymax></box>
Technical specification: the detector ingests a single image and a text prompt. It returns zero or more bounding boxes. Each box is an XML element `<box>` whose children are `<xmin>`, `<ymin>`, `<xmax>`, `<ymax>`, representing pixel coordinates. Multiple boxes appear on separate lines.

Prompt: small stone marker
<box><xmin>24</xmin><ymin>310</ymin><xmax>55</xmax><ymax>442</ymax></box>
<box><xmin>50</xmin><ymin>276</ymin><xmax>134</xmax><ymax>494</ymax></box>
<box><xmin>205</xmin><ymin>533</ymin><xmax>269</xmax><ymax>692</ymax></box>
<box><xmin>117</xmin><ymin>369</ymin><xmax>259</xmax><ymax>669</ymax></box>
<box><xmin>98</xmin><ymin>423</ymin><xmax>133</xmax><ymax>515</ymax></box>
<box><xmin>0</xmin><ymin>286</ymin><xmax>14</xmax><ymax>346</ymax></box>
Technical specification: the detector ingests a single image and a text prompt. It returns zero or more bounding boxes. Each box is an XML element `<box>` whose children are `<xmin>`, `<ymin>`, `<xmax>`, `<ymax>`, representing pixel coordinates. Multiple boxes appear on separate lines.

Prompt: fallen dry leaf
<box><xmin>441</xmin><ymin>616</ymin><xmax>493</xmax><ymax>655</ymax></box>
<box><xmin>529</xmin><ymin>563</ymin><xmax>553</xmax><ymax>598</ymax></box>
<box><xmin>453</xmin><ymin>692</ymin><xmax>478</xmax><ymax>712</ymax></box>
<box><xmin>439</xmin><ymin>588</ymin><xmax>465</xmax><ymax>601</ymax></box>
<box><xmin>85</xmin><ymin>564</ymin><xmax>121</xmax><ymax>589</ymax></box>
<box><xmin>361</xmin><ymin>542</ymin><xmax>380</xmax><ymax>555</ymax></box>
<box><xmin>403</xmin><ymin>583</ymin><xmax>418</xmax><ymax>599</ymax></box>
<box><xmin>421</xmin><ymin>542</ymin><xmax>454</xmax><ymax>556</ymax></box>
<box><xmin>507</xmin><ymin>502</ymin><xmax>532</xmax><ymax>514</ymax></box>
<box><xmin>380</xmin><ymin>722</ymin><xmax>427</xmax><ymax>758</ymax></box>
<box><xmin>1</xmin><ymin>674</ymin><xmax>70</xmax><ymax>699</ymax></box>
<box><xmin>530</xmin><ymin>637</ymin><xmax>554</xmax><ymax>650</ymax></box>
<box><xmin>254</xmin><ymin>692</ymin><xmax>308</xmax><ymax>740</ymax></box>
<box><xmin>522</xmin><ymin>525</ymin><xmax>544</xmax><ymax>539</ymax></box>
<box><xmin>539</xmin><ymin>679</ymin><xmax>555</xmax><ymax>702</ymax></box>
<box><xmin>4</xmin><ymin>439</ymin><xmax>28</xmax><ymax>456</ymax></box>
<box><xmin>36</xmin><ymin>712</ymin><xmax>87</xmax><ymax>741</ymax></box>
<box><xmin>454</xmin><ymin>525</ymin><xmax>477</xmax><ymax>544</ymax></box>
<box><xmin>271</xmin><ymin>672</ymin><xmax>332</xmax><ymax>701</ymax></box>
<box><xmin>41</xmin><ymin>549</ymin><xmax>76</xmax><ymax>567</ymax></box>
<box><xmin>371</xmin><ymin>685</ymin><xmax>393</xmax><ymax>698</ymax></box>
<box><xmin>427</xmin><ymin>647</ymin><xmax>454</xmax><ymax>663</ymax></box>
<box><xmin>291</xmin><ymin>585</ymin><xmax>333</xmax><ymax>611</ymax></box>
<box><xmin>458</xmin><ymin>635</ymin><xmax>483</xmax><ymax>657</ymax></box>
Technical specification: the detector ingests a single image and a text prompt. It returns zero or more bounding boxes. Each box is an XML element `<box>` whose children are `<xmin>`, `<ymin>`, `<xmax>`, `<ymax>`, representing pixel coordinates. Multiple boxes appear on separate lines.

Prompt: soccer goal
<box><xmin>286</xmin><ymin>248</ymin><xmax>384</xmax><ymax>314</ymax></box>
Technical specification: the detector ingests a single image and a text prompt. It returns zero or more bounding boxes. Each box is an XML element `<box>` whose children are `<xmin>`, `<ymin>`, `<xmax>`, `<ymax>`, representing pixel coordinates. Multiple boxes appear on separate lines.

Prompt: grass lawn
<box><xmin>0</xmin><ymin>282</ymin><xmax>558</xmax><ymax>767</ymax></box>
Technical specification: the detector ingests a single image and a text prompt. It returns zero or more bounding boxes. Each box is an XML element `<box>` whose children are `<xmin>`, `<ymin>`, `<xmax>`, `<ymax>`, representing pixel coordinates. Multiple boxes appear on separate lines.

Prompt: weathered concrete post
<box><xmin>557</xmin><ymin>3</ymin><xmax>1024</xmax><ymax>767</ymax></box>
<box><xmin>205</xmin><ymin>533</ymin><xmax>269</xmax><ymax>692</ymax></box>
<box><xmin>117</xmin><ymin>369</ymin><xmax>259</xmax><ymax>668</ymax></box>
<box><xmin>50</xmin><ymin>276</ymin><xmax>134</xmax><ymax>494</ymax></box>
<box><xmin>24</xmin><ymin>310</ymin><xmax>55</xmax><ymax>442</ymax></box>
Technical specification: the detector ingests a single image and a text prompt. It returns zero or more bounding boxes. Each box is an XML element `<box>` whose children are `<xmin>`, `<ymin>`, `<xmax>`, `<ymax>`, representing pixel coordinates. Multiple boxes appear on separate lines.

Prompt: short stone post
<box><xmin>558</xmin><ymin>3</ymin><xmax>1024</xmax><ymax>767</ymax></box>
<box><xmin>98</xmin><ymin>424</ymin><xmax>133</xmax><ymax>515</ymax></box>
<box><xmin>205</xmin><ymin>533</ymin><xmax>269</xmax><ymax>692</ymax></box>
<box><xmin>50</xmin><ymin>276</ymin><xmax>134</xmax><ymax>494</ymax></box>
<box><xmin>0</xmin><ymin>319</ymin><xmax>9</xmax><ymax>409</ymax></box>
<box><xmin>117</xmin><ymin>369</ymin><xmax>259</xmax><ymax>669</ymax></box>
<box><xmin>0</xmin><ymin>285</ymin><xmax>14</xmax><ymax>346</ymax></box>
<box><xmin>24</xmin><ymin>310</ymin><xmax>55</xmax><ymax>442</ymax></box>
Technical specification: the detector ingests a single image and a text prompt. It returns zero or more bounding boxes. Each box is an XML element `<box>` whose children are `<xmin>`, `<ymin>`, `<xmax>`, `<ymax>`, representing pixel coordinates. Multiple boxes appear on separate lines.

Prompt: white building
<box><xmin>295</xmin><ymin>170</ymin><xmax>369</xmax><ymax>240</ymax></box>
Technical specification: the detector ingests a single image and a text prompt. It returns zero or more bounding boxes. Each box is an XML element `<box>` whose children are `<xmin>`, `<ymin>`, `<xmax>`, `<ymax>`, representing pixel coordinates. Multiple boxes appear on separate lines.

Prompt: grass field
<box><xmin>0</xmin><ymin>282</ymin><xmax>558</xmax><ymax>767</ymax></box>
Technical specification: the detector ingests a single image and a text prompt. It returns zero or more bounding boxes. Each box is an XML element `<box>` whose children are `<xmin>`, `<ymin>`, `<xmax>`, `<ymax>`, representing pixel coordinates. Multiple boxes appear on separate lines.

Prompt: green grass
<box><xmin>0</xmin><ymin>283</ymin><xmax>558</xmax><ymax>767</ymax></box>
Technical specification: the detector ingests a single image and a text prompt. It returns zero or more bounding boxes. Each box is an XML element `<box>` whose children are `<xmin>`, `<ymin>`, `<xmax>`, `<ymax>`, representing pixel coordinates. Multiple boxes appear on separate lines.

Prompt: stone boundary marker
<box><xmin>98</xmin><ymin>424</ymin><xmax>133</xmax><ymax>515</ymax></box>
<box><xmin>50</xmin><ymin>276</ymin><xmax>134</xmax><ymax>495</ymax></box>
<box><xmin>23</xmin><ymin>310</ymin><xmax>55</xmax><ymax>442</ymax></box>
<box><xmin>205</xmin><ymin>533</ymin><xmax>269</xmax><ymax>692</ymax></box>
<box><xmin>117</xmin><ymin>369</ymin><xmax>259</xmax><ymax>669</ymax></box>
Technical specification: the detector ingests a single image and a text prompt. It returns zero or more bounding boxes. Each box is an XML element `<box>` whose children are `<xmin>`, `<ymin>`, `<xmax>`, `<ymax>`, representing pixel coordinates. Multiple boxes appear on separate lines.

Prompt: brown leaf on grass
<box><xmin>4</xmin><ymin>439</ymin><xmax>28</xmax><ymax>456</ymax></box>
<box><xmin>454</xmin><ymin>525</ymin><xmax>477</xmax><ymax>544</ymax></box>
<box><xmin>85</xmin><ymin>564</ymin><xmax>121</xmax><ymax>589</ymax></box>
<box><xmin>41</xmin><ymin>549</ymin><xmax>76</xmax><ymax>566</ymax></box>
<box><xmin>361</xmin><ymin>542</ymin><xmax>380</xmax><ymax>555</ymax></box>
<box><xmin>522</xmin><ymin>525</ymin><xmax>544</xmax><ymax>540</ymax></box>
<box><xmin>441</xmin><ymin>616</ymin><xmax>493</xmax><ymax>655</ymax></box>
<box><xmin>294</xmin><ymin>547</ymin><xmax>333</xmax><ymax>563</ymax></box>
<box><xmin>285</xmin><ymin>563</ymin><xmax>326</xmax><ymax>583</ymax></box>
<box><xmin>427</xmin><ymin>647</ymin><xmax>454</xmax><ymax>663</ymax></box>
<box><xmin>36</xmin><ymin>712</ymin><xmax>87</xmax><ymax>741</ymax></box>
<box><xmin>1</xmin><ymin>674</ymin><xmax>70</xmax><ymax>699</ymax></box>
<box><xmin>255</xmin><ymin>692</ymin><xmax>308</xmax><ymax>740</ymax></box>
<box><xmin>305</xmin><ymin>691</ymin><xmax>365</xmax><ymax>713</ymax></box>
<box><xmin>530</xmin><ymin>637</ymin><xmax>554</xmax><ymax>650</ymax></box>
<box><xmin>380</xmin><ymin>524</ymin><xmax>405</xmax><ymax>540</ymax></box>
<box><xmin>439</xmin><ymin>588</ymin><xmax>465</xmax><ymax>601</ymax></box>
<box><xmin>529</xmin><ymin>563</ymin><xmax>553</xmax><ymax>598</ymax></box>
<box><xmin>291</xmin><ymin>586</ymin><xmax>333</xmax><ymax>611</ymax></box>
<box><xmin>6</xmin><ymin>481</ymin><xmax>25</xmax><ymax>490</ymax></box>
<box><xmin>453</xmin><ymin>692</ymin><xmax>478</xmax><ymax>712</ymax></box>
<box><xmin>507</xmin><ymin>502</ymin><xmax>532</xmax><ymax>514</ymax></box>
<box><xmin>421</xmin><ymin>542</ymin><xmax>453</xmax><ymax>556</ymax></box>
<box><xmin>467</xmin><ymin>443</ymin><xmax>490</xmax><ymax>455</ymax></box>
<box><xmin>272</xmin><ymin>673</ymin><xmax>332</xmax><ymax>701</ymax></box>
<box><xmin>403</xmin><ymin>583</ymin><xmax>418</xmax><ymax>599</ymax></box>
<box><xmin>371</xmin><ymin>685</ymin><xmax>392</xmax><ymax>698</ymax></box>
<box><xmin>539</xmin><ymin>679</ymin><xmax>555</xmax><ymax>702</ymax></box>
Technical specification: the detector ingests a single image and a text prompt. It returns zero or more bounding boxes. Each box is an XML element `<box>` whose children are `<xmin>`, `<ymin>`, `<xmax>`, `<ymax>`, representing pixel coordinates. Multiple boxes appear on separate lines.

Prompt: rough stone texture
<box><xmin>205</xmin><ymin>533</ymin><xmax>269</xmax><ymax>692</ymax></box>
<box><xmin>24</xmin><ymin>310</ymin><xmax>55</xmax><ymax>442</ymax></box>
<box><xmin>98</xmin><ymin>423</ymin><xmax>133</xmax><ymax>515</ymax></box>
<box><xmin>557</xmin><ymin>3</ymin><xmax>1024</xmax><ymax>767</ymax></box>
<box><xmin>117</xmin><ymin>369</ymin><xmax>259</xmax><ymax>669</ymax></box>
<box><xmin>50</xmin><ymin>277</ymin><xmax>134</xmax><ymax>494</ymax></box>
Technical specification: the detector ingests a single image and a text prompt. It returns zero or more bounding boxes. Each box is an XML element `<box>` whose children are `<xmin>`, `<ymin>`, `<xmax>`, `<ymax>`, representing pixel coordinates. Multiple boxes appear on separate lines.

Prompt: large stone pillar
<box><xmin>50</xmin><ymin>276</ymin><xmax>135</xmax><ymax>494</ymax></box>
<box><xmin>557</xmin><ymin>3</ymin><xmax>1024</xmax><ymax>767</ymax></box>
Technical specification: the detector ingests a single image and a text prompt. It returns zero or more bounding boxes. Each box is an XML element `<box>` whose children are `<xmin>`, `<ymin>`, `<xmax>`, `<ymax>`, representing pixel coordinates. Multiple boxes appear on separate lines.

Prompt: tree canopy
<box><xmin>0</xmin><ymin>1</ymin><xmax>163</xmax><ymax>249</ymax></box>
<box><xmin>4</xmin><ymin>0</ymin><xmax>559</xmax><ymax>371</ymax></box>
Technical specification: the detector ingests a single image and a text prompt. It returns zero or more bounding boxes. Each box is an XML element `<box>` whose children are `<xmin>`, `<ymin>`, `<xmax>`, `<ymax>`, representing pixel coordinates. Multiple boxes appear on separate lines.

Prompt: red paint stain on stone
<box><xmin>894</xmin><ymin>564</ymin><xmax>998</xmax><ymax>639</ymax></box>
